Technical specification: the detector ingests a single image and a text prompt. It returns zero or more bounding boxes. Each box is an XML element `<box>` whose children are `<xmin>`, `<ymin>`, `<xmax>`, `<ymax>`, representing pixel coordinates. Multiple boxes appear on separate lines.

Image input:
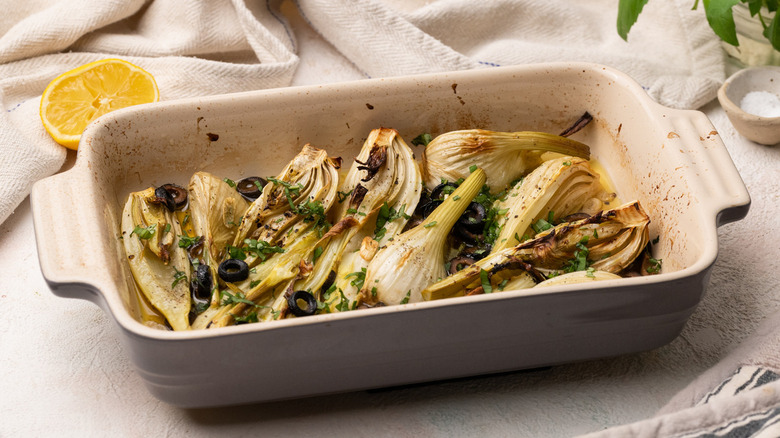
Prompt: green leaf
<box><xmin>227</xmin><ymin>245</ymin><xmax>247</xmax><ymax>260</ymax></box>
<box><xmin>765</xmin><ymin>11</ymin><xmax>780</xmax><ymax>50</ymax></box>
<box><xmin>480</xmin><ymin>269</ymin><xmax>493</xmax><ymax>293</ymax></box>
<box><xmin>220</xmin><ymin>290</ymin><xmax>256</xmax><ymax>306</ymax></box>
<box><xmin>337</xmin><ymin>189</ymin><xmax>353</xmax><ymax>203</ymax></box>
<box><xmin>746</xmin><ymin>0</ymin><xmax>764</xmax><ymax>16</ymax></box>
<box><xmin>267</xmin><ymin>176</ymin><xmax>303</xmax><ymax>211</ymax></box>
<box><xmin>233</xmin><ymin>312</ymin><xmax>259</xmax><ymax>324</ymax></box>
<box><xmin>171</xmin><ymin>267</ymin><xmax>187</xmax><ymax>288</ymax></box>
<box><xmin>411</xmin><ymin>133</ymin><xmax>432</xmax><ymax>147</ymax></box>
<box><xmin>345</xmin><ymin>268</ymin><xmax>367</xmax><ymax>290</ymax></box>
<box><xmin>563</xmin><ymin>237</ymin><xmax>592</xmax><ymax>273</ymax></box>
<box><xmin>617</xmin><ymin>0</ymin><xmax>649</xmax><ymax>40</ymax></box>
<box><xmin>702</xmin><ymin>0</ymin><xmax>741</xmax><ymax>46</ymax></box>
<box><xmin>646</xmin><ymin>258</ymin><xmax>663</xmax><ymax>274</ymax></box>
<box><xmin>131</xmin><ymin>224</ymin><xmax>156</xmax><ymax>240</ymax></box>
<box><xmin>335</xmin><ymin>288</ymin><xmax>351</xmax><ymax>312</ymax></box>
<box><xmin>296</xmin><ymin>199</ymin><xmax>330</xmax><ymax>232</ymax></box>
<box><xmin>531</xmin><ymin>218</ymin><xmax>553</xmax><ymax>234</ymax></box>
<box><xmin>312</xmin><ymin>246</ymin><xmax>324</xmax><ymax>263</ymax></box>
<box><xmin>244</xmin><ymin>238</ymin><xmax>285</xmax><ymax>261</ymax></box>
<box><xmin>177</xmin><ymin>235</ymin><xmax>201</xmax><ymax>248</ymax></box>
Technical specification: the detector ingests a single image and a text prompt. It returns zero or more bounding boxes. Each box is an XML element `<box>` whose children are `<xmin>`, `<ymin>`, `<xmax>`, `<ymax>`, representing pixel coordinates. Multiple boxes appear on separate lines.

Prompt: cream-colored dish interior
<box><xmin>76</xmin><ymin>64</ymin><xmax>718</xmax><ymax>328</ymax></box>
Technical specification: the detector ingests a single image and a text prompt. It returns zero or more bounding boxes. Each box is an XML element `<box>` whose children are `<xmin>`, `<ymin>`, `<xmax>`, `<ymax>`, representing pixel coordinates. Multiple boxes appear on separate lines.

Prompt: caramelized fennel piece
<box><xmin>231</xmin><ymin>144</ymin><xmax>341</xmax><ymax>264</ymax></box>
<box><xmin>187</xmin><ymin>171</ymin><xmax>250</xmax><ymax>309</ymax></box>
<box><xmin>195</xmin><ymin>145</ymin><xmax>341</xmax><ymax>328</ymax></box>
<box><xmin>315</xmin><ymin>128</ymin><xmax>422</xmax><ymax>312</ymax></box>
<box><xmin>421</xmin><ymin>130</ymin><xmax>590</xmax><ymax>192</ymax></box>
<box><xmin>491</xmin><ymin>156</ymin><xmax>611</xmax><ymax>253</ymax></box>
<box><xmin>360</xmin><ymin>168</ymin><xmax>486</xmax><ymax>306</ymax></box>
<box><xmin>122</xmin><ymin>187</ymin><xmax>191</xmax><ymax>331</ymax></box>
<box><xmin>421</xmin><ymin>201</ymin><xmax>650</xmax><ymax>301</ymax></box>
<box><xmin>534</xmin><ymin>270</ymin><xmax>621</xmax><ymax>287</ymax></box>
<box><xmin>207</xmin><ymin>229</ymin><xmax>321</xmax><ymax>327</ymax></box>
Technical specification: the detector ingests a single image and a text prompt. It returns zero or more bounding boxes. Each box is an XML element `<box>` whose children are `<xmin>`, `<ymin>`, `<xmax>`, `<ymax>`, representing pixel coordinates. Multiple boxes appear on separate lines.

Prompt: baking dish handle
<box><xmin>675</xmin><ymin>110</ymin><xmax>751</xmax><ymax>227</ymax></box>
<box><xmin>31</xmin><ymin>172</ymin><xmax>114</xmax><ymax>302</ymax></box>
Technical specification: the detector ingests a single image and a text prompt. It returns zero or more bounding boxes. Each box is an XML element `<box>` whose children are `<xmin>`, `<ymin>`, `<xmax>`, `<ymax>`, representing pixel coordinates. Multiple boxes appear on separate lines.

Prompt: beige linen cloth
<box><xmin>3</xmin><ymin>0</ymin><xmax>778</xmax><ymax>436</ymax></box>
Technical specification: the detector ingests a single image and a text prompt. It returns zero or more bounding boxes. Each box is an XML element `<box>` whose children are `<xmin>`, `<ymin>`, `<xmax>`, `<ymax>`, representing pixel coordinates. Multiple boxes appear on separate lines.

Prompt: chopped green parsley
<box><xmin>131</xmin><ymin>224</ymin><xmax>156</xmax><ymax>240</ymax></box>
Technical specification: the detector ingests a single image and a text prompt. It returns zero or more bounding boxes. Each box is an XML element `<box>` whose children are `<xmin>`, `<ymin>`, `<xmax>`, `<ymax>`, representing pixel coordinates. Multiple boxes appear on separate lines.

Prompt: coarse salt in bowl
<box><xmin>718</xmin><ymin>66</ymin><xmax>780</xmax><ymax>145</ymax></box>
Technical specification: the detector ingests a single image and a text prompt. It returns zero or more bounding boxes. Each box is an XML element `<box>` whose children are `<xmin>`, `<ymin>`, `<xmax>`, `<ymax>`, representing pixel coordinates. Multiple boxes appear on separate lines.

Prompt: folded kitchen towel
<box><xmin>580</xmin><ymin>308</ymin><xmax>780</xmax><ymax>437</ymax></box>
<box><xmin>0</xmin><ymin>0</ymin><xmax>299</xmax><ymax>226</ymax></box>
<box><xmin>295</xmin><ymin>0</ymin><xmax>725</xmax><ymax>109</ymax></box>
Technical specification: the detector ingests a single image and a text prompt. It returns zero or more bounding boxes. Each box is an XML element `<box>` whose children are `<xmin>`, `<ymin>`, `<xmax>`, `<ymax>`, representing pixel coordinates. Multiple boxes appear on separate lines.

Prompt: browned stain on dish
<box><xmin>667</xmin><ymin>132</ymin><xmax>679</xmax><ymax>139</ymax></box>
<box><xmin>366</xmin><ymin>103</ymin><xmax>374</xmax><ymax>110</ymax></box>
<box><xmin>451</xmin><ymin>83</ymin><xmax>465</xmax><ymax>105</ymax></box>
<box><xmin>207</xmin><ymin>133</ymin><xmax>219</xmax><ymax>142</ymax></box>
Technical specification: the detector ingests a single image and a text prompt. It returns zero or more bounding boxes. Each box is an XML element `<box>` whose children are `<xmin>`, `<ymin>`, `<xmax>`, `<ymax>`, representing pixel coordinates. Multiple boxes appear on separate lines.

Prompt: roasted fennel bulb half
<box><xmin>188</xmin><ymin>171</ymin><xmax>250</xmax><ymax>264</ymax></box>
<box><xmin>421</xmin><ymin>201</ymin><xmax>650</xmax><ymax>301</ymax></box>
<box><xmin>184</xmin><ymin>172</ymin><xmax>250</xmax><ymax>319</ymax></box>
<box><xmin>490</xmin><ymin>156</ymin><xmax>614</xmax><ymax>253</ymax></box>
<box><xmin>122</xmin><ymin>187</ymin><xmax>191</xmax><ymax>331</ymax></box>
<box><xmin>359</xmin><ymin>167</ymin><xmax>487</xmax><ymax>306</ymax></box>
<box><xmin>421</xmin><ymin>129</ymin><xmax>590</xmax><ymax>191</ymax></box>
<box><xmin>266</xmin><ymin>128</ymin><xmax>423</xmax><ymax>317</ymax></box>
<box><xmin>197</xmin><ymin>145</ymin><xmax>342</xmax><ymax>328</ymax></box>
<box><xmin>232</xmin><ymin>144</ymin><xmax>341</xmax><ymax>261</ymax></box>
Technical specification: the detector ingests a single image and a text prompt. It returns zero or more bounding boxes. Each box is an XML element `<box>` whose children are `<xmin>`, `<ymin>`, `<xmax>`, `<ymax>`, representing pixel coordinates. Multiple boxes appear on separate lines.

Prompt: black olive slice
<box><xmin>236</xmin><ymin>177</ymin><xmax>267</xmax><ymax>201</ymax></box>
<box><xmin>287</xmin><ymin>290</ymin><xmax>317</xmax><ymax>317</ymax></box>
<box><xmin>457</xmin><ymin>202</ymin><xmax>487</xmax><ymax>232</ymax></box>
<box><xmin>402</xmin><ymin>215</ymin><xmax>424</xmax><ymax>232</ymax></box>
<box><xmin>430</xmin><ymin>182</ymin><xmax>458</xmax><ymax>201</ymax></box>
<box><xmin>218</xmin><ymin>259</ymin><xmax>249</xmax><ymax>282</ymax></box>
<box><xmin>161</xmin><ymin>184</ymin><xmax>188</xmax><ymax>210</ymax></box>
<box><xmin>448</xmin><ymin>256</ymin><xmax>475</xmax><ymax>275</ymax></box>
<box><xmin>319</xmin><ymin>271</ymin><xmax>337</xmax><ymax>299</ymax></box>
<box><xmin>458</xmin><ymin>246</ymin><xmax>491</xmax><ymax>261</ymax></box>
<box><xmin>186</xmin><ymin>238</ymin><xmax>205</xmax><ymax>264</ymax></box>
<box><xmin>419</xmin><ymin>199</ymin><xmax>442</xmax><ymax>218</ymax></box>
<box><xmin>454</xmin><ymin>224</ymin><xmax>482</xmax><ymax>244</ymax></box>
<box><xmin>417</xmin><ymin>189</ymin><xmax>432</xmax><ymax>208</ymax></box>
<box><xmin>190</xmin><ymin>264</ymin><xmax>213</xmax><ymax>301</ymax></box>
<box><xmin>153</xmin><ymin>186</ymin><xmax>177</xmax><ymax>211</ymax></box>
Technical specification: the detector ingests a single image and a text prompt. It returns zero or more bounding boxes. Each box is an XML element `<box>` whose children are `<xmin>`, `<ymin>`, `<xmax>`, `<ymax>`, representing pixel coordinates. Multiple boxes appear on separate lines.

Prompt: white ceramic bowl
<box><xmin>718</xmin><ymin>66</ymin><xmax>780</xmax><ymax>145</ymax></box>
<box><xmin>32</xmin><ymin>63</ymin><xmax>750</xmax><ymax>408</ymax></box>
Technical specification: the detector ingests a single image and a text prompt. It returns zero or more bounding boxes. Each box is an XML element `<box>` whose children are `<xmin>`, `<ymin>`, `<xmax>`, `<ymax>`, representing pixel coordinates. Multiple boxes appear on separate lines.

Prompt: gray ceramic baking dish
<box><xmin>31</xmin><ymin>63</ymin><xmax>750</xmax><ymax>408</ymax></box>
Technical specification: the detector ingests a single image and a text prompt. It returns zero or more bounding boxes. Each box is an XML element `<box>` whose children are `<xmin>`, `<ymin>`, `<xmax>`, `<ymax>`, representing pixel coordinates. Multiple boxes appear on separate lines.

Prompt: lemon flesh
<box><xmin>40</xmin><ymin>59</ymin><xmax>159</xmax><ymax>150</ymax></box>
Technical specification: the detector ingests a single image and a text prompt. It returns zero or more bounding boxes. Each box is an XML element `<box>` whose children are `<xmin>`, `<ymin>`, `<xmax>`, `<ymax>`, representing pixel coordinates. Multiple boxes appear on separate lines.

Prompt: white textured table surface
<box><xmin>2</xmin><ymin>4</ymin><xmax>780</xmax><ymax>438</ymax></box>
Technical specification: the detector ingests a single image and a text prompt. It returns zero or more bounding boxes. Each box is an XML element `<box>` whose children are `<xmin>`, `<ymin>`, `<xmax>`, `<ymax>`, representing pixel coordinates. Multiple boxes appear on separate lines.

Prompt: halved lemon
<box><xmin>40</xmin><ymin>58</ymin><xmax>159</xmax><ymax>150</ymax></box>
